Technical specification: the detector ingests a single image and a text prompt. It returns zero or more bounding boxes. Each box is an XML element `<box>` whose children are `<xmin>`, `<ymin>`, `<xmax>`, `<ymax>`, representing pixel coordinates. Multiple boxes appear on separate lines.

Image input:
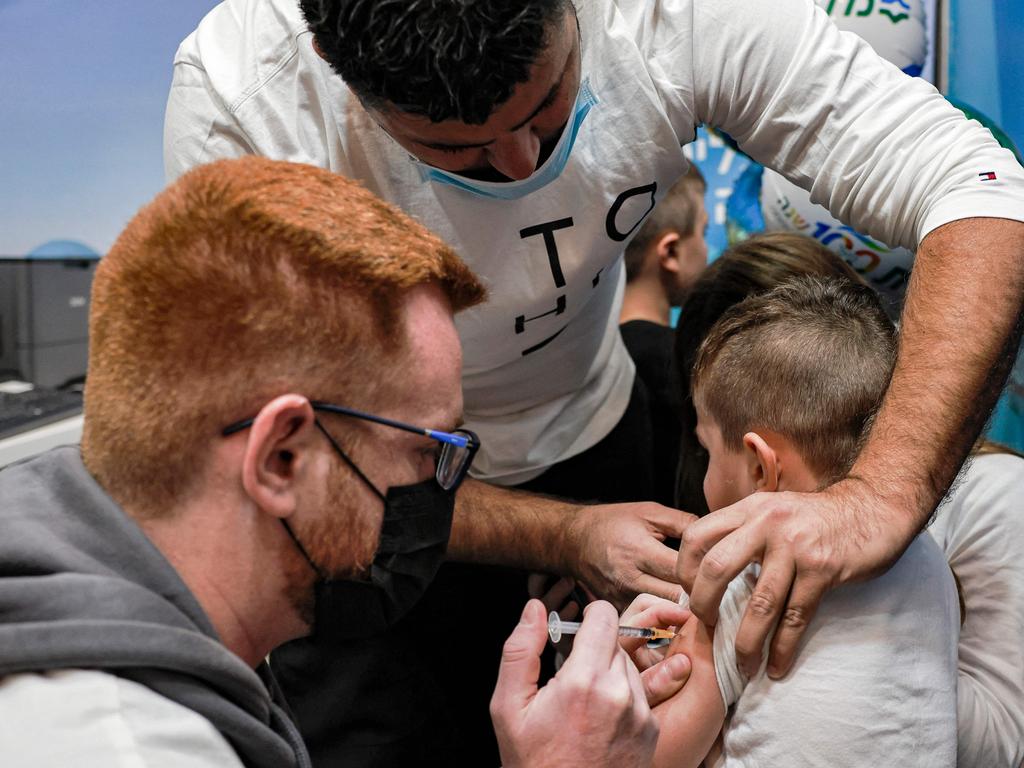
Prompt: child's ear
<box><xmin>311</xmin><ymin>37</ymin><xmax>328</xmax><ymax>61</ymax></box>
<box><xmin>656</xmin><ymin>232</ymin><xmax>682</xmax><ymax>272</ymax></box>
<box><xmin>742</xmin><ymin>432</ymin><xmax>780</xmax><ymax>493</ymax></box>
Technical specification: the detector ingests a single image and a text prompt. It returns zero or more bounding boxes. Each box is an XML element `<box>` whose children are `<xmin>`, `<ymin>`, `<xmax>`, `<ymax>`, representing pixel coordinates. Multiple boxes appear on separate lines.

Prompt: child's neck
<box><xmin>759</xmin><ymin>430</ymin><xmax>826</xmax><ymax>493</ymax></box>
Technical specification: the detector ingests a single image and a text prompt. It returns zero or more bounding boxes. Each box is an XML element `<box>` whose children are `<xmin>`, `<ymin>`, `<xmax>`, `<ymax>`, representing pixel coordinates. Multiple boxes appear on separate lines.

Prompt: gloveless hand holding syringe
<box><xmin>547</xmin><ymin>610</ymin><xmax>677</xmax><ymax>644</ymax></box>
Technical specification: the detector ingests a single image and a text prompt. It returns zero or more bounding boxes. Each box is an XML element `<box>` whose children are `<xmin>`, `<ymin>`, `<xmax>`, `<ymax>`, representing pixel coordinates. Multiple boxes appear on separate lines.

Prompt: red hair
<box><xmin>82</xmin><ymin>157</ymin><xmax>484</xmax><ymax>511</ymax></box>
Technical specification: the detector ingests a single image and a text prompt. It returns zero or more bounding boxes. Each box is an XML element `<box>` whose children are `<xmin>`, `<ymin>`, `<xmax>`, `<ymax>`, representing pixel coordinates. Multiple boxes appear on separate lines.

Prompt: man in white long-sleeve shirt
<box><xmin>164</xmin><ymin>1</ymin><xmax>1024</xmax><ymax>764</ymax></box>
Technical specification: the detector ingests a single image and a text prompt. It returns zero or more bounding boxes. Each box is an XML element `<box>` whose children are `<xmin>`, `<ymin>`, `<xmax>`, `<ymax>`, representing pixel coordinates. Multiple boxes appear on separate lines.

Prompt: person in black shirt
<box><xmin>620</xmin><ymin>166</ymin><xmax>707</xmax><ymax>505</ymax></box>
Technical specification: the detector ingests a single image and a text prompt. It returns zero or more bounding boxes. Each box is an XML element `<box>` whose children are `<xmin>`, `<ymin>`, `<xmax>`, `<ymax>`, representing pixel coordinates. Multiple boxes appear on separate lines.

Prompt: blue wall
<box><xmin>946</xmin><ymin>1</ymin><xmax>1024</xmax><ymax>450</ymax></box>
<box><xmin>948</xmin><ymin>1</ymin><xmax>1024</xmax><ymax>152</ymax></box>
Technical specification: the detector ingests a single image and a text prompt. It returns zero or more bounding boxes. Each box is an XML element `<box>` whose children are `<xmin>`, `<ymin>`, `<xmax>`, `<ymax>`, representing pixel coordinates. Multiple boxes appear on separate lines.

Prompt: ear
<box><xmin>239</xmin><ymin>395</ymin><xmax>322</xmax><ymax>520</ymax></box>
<box><xmin>311</xmin><ymin>37</ymin><xmax>328</xmax><ymax>62</ymax></box>
<box><xmin>741</xmin><ymin>431</ymin><xmax>780</xmax><ymax>493</ymax></box>
<box><xmin>656</xmin><ymin>232</ymin><xmax>682</xmax><ymax>274</ymax></box>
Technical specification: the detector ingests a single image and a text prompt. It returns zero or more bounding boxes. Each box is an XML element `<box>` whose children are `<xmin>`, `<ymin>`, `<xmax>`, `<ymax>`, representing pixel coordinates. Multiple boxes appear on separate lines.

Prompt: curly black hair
<box><xmin>300</xmin><ymin>0</ymin><xmax>571</xmax><ymax>125</ymax></box>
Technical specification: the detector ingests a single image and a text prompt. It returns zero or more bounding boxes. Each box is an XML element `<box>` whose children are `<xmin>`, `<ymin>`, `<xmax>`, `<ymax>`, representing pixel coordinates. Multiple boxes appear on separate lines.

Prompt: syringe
<box><xmin>547</xmin><ymin>610</ymin><xmax>677</xmax><ymax>644</ymax></box>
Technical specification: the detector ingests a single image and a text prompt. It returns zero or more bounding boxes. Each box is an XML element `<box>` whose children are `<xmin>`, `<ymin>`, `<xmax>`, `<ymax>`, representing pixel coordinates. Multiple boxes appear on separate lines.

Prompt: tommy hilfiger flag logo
<box><xmin>979</xmin><ymin>171</ymin><xmax>998</xmax><ymax>181</ymax></box>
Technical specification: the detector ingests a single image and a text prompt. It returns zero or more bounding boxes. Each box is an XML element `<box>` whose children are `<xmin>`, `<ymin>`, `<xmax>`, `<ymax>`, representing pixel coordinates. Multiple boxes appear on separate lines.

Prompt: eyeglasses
<box><xmin>222</xmin><ymin>401</ymin><xmax>480</xmax><ymax>492</ymax></box>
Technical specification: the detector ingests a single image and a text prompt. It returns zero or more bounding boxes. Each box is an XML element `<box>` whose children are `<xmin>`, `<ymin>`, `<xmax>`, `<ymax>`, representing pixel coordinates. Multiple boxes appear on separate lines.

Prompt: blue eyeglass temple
<box><xmin>310</xmin><ymin>402</ymin><xmax>472</xmax><ymax>448</ymax></box>
<box><xmin>425</xmin><ymin>429</ymin><xmax>470</xmax><ymax>448</ymax></box>
<box><xmin>222</xmin><ymin>401</ymin><xmax>473</xmax><ymax>449</ymax></box>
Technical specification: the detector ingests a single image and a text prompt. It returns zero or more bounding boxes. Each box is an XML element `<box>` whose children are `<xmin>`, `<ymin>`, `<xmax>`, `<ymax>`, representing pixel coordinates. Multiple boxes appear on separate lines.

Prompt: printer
<box><xmin>0</xmin><ymin>240</ymin><xmax>100</xmax><ymax>388</ymax></box>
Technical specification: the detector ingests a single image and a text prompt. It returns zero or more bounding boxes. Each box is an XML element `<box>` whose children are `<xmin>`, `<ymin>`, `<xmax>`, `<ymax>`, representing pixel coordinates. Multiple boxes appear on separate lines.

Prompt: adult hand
<box><xmin>490</xmin><ymin>600</ymin><xmax>660</xmax><ymax>768</ymax></box>
<box><xmin>567</xmin><ymin>502</ymin><xmax>695</xmax><ymax>610</ymax></box>
<box><xmin>527</xmin><ymin>574</ymin><xmax>582</xmax><ymax>619</ymax></box>
<box><xmin>677</xmin><ymin>479</ymin><xmax>917</xmax><ymax>679</ymax></box>
<box><xmin>447</xmin><ymin>482</ymin><xmax>693</xmax><ymax>612</ymax></box>
<box><xmin>527</xmin><ymin>574</ymin><xmax>583</xmax><ymax>663</ymax></box>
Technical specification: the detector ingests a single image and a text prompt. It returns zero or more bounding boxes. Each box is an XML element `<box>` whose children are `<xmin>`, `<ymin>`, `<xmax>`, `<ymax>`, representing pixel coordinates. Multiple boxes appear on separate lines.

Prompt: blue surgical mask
<box><xmin>412</xmin><ymin>77</ymin><xmax>598</xmax><ymax>201</ymax></box>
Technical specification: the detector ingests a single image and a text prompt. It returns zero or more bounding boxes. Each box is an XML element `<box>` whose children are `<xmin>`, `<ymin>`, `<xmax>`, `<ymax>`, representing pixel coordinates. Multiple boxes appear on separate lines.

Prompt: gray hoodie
<box><xmin>0</xmin><ymin>446</ymin><xmax>311</xmax><ymax>768</ymax></box>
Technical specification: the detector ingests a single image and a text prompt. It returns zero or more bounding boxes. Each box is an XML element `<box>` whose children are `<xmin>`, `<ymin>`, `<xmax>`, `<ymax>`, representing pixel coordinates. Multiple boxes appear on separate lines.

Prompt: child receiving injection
<box><xmin>655</xmin><ymin>277</ymin><xmax>959</xmax><ymax>767</ymax></box>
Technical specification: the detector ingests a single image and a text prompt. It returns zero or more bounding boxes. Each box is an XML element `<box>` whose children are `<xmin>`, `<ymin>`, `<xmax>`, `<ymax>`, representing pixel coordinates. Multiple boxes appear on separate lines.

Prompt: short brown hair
<box><xmin>624</xmin><ymin>165</ymin><xmax>706</xmax><ymax>282</ymax></box>
<box><xmin>692</xmin><ymin>276</ymin><xmax>895</xmax><ymax>485</ymax></box>
<box><xmin>82</xmin><ymin>157</ymin><xmax>485</xmax><ymax>512</ymax></box>
<box><xmin>674</xmin><ymin>233</ymin><xmax>866</xmax><ymax>514</ymax></box>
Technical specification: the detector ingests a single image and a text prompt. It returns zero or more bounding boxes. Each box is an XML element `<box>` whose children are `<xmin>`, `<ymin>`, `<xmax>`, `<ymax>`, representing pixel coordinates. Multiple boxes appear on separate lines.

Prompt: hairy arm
<box><xmin>672</xmin><ymin>0</ymin><xmax>1024</xmax><ymax>677</ymax></box>
<box><xmin>448</xmin><ymin>478</ymin><xmax>694</xmax><ymax>607</ymax></box>
<box><xmin>845</xmin><ymin>217</ymin><xmax>1024</xmax><ymax>552</ymax></box>
<box><xmin>854</xmin><ymin>217</ymin><xmax>1024</xmax><ymax>507</ymax></box>
<box><xmin>651</xmin><ymin>616</ymin><xmax>725</xmax><ymax>768</ymax></box>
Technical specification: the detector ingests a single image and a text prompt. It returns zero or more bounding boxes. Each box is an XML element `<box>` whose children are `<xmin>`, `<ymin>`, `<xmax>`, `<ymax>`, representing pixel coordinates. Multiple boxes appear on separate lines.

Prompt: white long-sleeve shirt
<box><xmin>164</xmin><ymin>0</ymin><xmax>1024</xmax><ymax>483</ymax></box>
<box><xmin>928</xmin><ymin>453</ymin><xmax>1024</xmax><ymax>768</ymax></box>
<box><xmin>0</xmin><ymin>670</ymin><xmax>244</xmax><ymax>767</ymax></box>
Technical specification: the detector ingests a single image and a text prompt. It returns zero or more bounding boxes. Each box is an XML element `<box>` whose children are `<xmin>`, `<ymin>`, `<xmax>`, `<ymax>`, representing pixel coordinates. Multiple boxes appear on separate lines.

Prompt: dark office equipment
<box><xmin>0</xmin><ymin>242</ymin><xmax>99</xmax><ymax>388</ymax></box>
<box><xmin>0</xmin><ymin>386</ymin><xmax>83</xmax><ymax>440</ymax></box>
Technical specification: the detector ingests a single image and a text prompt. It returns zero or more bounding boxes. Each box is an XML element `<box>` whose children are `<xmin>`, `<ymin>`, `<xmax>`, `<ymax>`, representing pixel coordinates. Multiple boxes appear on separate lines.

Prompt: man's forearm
<box><xmin>448</xmin><ymin>480</ymin><xmax>692</xmax><ymax>606</ymax></box>
<box><xmin>850</xmin><ymin>217</ymin><xmax>1024</xmax><ymax>531</ymax></box>
<box><xmin>447</xmin><ymin>478</ymin><xmax>581</xmax><ymax>573</ymax></box>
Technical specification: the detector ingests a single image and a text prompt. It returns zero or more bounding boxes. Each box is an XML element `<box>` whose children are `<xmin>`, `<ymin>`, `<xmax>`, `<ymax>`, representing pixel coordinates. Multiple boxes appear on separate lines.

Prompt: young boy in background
<box><xmin>656</xmin><ymin>277</ymin><xmax>958</xmax><ymax>767</ymax></box>
<box><xmin>619</xmin><ymin>165</ymin><xmax>708</xmax><ymax>505</ymax></box>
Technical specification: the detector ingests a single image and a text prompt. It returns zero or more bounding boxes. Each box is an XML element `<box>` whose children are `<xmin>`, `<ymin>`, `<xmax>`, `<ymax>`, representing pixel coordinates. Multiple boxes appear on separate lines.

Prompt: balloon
<box><xmin>816</xmin><ymin>0</ymin><xmax>928</xmax><ymax>77</ymax></box>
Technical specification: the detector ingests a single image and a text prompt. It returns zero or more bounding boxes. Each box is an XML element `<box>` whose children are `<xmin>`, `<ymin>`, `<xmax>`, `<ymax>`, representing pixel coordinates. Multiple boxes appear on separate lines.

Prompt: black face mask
<box><xmin>281</xmin><ymin>424</ymin><xmax>456</xmax><ymax>640</ymax></box>
<box><xmin>312</xmin><ymin>480</ymin><xmax>453</xmax><ymax>639</ymax></box>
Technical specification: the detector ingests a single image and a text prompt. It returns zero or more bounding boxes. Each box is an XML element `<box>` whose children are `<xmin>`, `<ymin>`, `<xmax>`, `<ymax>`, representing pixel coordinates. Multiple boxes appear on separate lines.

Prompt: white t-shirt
<box><xmin>689</xmin><ymin>534</ymin><xmax>959</xmax><ymax>767</ymax></box>
<box><xmin>0</xmin><ymin>669</ymin><xmax>244</xmax><ymax>767</ymax></box>
<box><xmin>164</xmin><ymin>0</ymin><xmax>1024</xmax><ymax>483</ymax></box>
<box><xmin>928</xmin><ymin>453</ymin><xmax>1024</xmax><ymax>768</ymax></box>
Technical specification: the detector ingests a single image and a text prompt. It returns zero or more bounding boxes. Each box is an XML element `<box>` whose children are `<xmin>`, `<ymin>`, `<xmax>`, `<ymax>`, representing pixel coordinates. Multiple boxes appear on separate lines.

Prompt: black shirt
<box><xmin>620</xmin><ymin>320</ymin><xmax>683</xmax><ymax>507</ymax></box>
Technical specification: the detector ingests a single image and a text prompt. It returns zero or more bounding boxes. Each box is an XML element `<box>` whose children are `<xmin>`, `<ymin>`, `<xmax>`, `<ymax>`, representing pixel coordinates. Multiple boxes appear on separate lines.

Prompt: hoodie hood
<box><xmin>0</xmin><ymin>446</ymin><xmax>309</xmax><ymax>768</ymax></box>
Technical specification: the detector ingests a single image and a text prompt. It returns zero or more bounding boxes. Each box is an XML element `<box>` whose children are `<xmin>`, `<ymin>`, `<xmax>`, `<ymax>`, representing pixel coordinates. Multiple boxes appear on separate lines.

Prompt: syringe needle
<box><xmin>547</xmin><ymin>610</ymin><xmax>677</xmax><ymax>643</ymax></box>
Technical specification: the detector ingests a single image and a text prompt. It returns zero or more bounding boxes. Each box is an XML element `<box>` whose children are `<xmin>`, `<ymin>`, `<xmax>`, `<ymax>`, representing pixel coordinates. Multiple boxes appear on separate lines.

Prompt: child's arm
<box><xmin>651</xmin><ymin>613</ymin><xmax>726</xmax><ymax>768</ymax></box>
